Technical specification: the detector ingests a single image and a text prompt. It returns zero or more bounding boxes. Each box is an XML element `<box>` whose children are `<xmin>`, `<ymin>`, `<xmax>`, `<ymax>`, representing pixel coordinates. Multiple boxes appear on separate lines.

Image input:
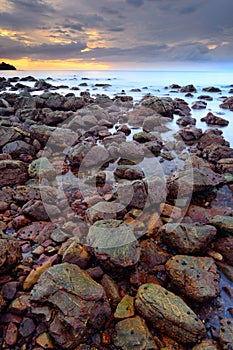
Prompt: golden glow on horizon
<box><xmin>0</xmin><ymin>57</ymin><xmax>111</xmax><ymax>70</ymax></box>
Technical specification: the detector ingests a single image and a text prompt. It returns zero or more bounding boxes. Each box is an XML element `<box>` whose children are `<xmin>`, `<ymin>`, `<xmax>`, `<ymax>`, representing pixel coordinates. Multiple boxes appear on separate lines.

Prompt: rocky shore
<box><xmin>0</xmin><ymin>76</ymin><xmax>233</xmax><ymax>349</ymax></box>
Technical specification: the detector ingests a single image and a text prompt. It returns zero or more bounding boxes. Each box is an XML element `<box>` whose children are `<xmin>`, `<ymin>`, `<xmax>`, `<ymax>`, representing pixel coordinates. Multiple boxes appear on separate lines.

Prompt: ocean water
<box><xmin>1</xmin><ymin>69</ymin><xmax>233</xmax><ymax>146</ymax></box>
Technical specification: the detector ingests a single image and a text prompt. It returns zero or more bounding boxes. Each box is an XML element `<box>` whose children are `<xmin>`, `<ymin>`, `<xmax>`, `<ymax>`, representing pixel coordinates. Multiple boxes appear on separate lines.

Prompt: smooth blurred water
<box><xmin>1</xmin><ymin>69</ymin><xmax>233</xmax><ymax>146</ymax></box>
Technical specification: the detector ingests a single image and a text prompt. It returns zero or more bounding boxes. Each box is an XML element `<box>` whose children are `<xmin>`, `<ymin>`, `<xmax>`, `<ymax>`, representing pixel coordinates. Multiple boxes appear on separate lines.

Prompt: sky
<box><xmin>0</xmin><ymin>0</ymin><xmax>233</xmax><ymax>70</ymax></box>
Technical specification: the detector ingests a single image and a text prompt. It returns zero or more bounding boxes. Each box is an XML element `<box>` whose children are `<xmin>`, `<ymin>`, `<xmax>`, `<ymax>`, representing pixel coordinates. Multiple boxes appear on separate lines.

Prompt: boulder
<box><xmin>202</xmin><ymin>143</ymin><xmax>233</xmax><ymax>163</ymax></box>
<box><xmin>0</xmin><ymin>160</ymin><xmax>28</xmax><ymax>188</ymax></box>
<box><xmin>173</xmin><ymin>98</ymin><xmax>191</xmax><ymax>116</ymax></box>
<box><xmin>30</xmin><ymin>263</ymin><xmax>111</xmax><ymax>349</ymax></box>
<box><xmin>203</xmin><ymin>86</ymin><xmax>221</xmax><ymax>92</ymax></box>
<box><xmin>219</xmin><ymin>318</ymin><xmax>233</xmax><ymax>350</ymax></box>
<box><xmin>165</xmin><ymin>255</ymin><xmax>220</xmax><ymax>301</ymax></box>
<box><xmin>167</xmin><ymin>167</ymin><xmax>225</xmax><ymax>197</ymax></box>
<box><xmin>141</xmin><ymin>96</ymin><xmax>174</xmax><ymax>118</ymax></box>
<box><xmin>220</xmin><ymin>96</ymin><xmax>233</xmax><ymax>111</ymax></box>
<box><xmin>180</xmin><ymin>84</ymin><xmax>197</xmax><ymax>93</ymax></box>
<box><xmin>192</xmin><ymin>101</ymin><xmax>207</xmax><ymax>110</ymax></box>
<box><xmin>135</xmin><ymin>283</ymin><xmax>206</xmax><ymax>343</ymax></box>
<box><xmin>159</xmin><ymin>223</ymin><xmax>216</xmax><ymax>254</ymax></box>
<box><xmin>198</xmin><ymin>129</ymin><xmax>229</xmax><ymax>150</ymax></box>
<box><xmin>214</xmin><ymin>236</ymin><xmax>233</xmax><ymax>264</ymax></box>
<box><xmin>87</xmin><ymin>220</ymin><xmax>140</xmax><ymax>268</ymax></box>
<box><xmin>28</xmin><ymin>157</ymin><xmax>56</xmax><ymax>179</ymax></box>
<box><xmin>115</xmin><ymin>180</ymin><xmax>148</xmax><ymax>209</ymax></box>
<box><xmin>22</xmin><ymin>200</ymin><xmax>49</xmax><ymax>221</ymax></box>
<box><xmin>119</xmin><ymin>141</ymin><xmax>144</xmax><ymax>161</ymax></box>
<box><xmin>176</xmin><ymin>127</ymin><xmax>202</xmax><ymax>142</ymax></box>
<box><xmin>201</xmin><ymin>112</ymin><xmax>229</xmax><ymax>126</ymax></box>
<box><xmin>3</xmin><ymin>140</ymin><xmax>36</xmax><ymax>158</ymax></box>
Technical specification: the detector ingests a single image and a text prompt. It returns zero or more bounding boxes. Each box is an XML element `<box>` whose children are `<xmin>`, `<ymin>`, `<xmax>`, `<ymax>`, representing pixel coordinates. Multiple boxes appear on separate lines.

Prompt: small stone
<box><xmin>101</xmin><ymin>274</ymin><xmax>121</xmax><ymax>309</ymax></box>
<box><xmin>5</xmin><ymin>322</ymin><xmax>18</xmax><ymax>346</ymax></box>
<box><xmin>19</xmin><ymin>317</ymin><xmax>36</xmax><ymax>337</ymax></box>
<box><xmin>114</xmin><ymin>295</ymin><xmax>135</xmax><ymax>319</ymax></box>
<box><xmin>219</xmin><ymin>318</ymin><xmax>233</xmax><ymax>350</ymax></box>
<box><xmin>36</xmin><ymin>332</ymin><xmax>55</xmax><ymax>349</ymax></box>
<box><xmin>23</xmin><ymin>259</ymin><xmax>53</xmax><ymax>290</ymax></box>
<box><xmin>2</xmin><ymin>282</ymin><xmax>18</xmax><ymax>300</ymax></box>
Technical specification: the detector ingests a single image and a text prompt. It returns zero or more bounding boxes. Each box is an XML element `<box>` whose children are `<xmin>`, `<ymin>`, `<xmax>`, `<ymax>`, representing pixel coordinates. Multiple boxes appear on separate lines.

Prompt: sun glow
<box><xmin>0</xmin><ymin>57</ymin><xmax>111</xmax><ymax>70</ymax></box>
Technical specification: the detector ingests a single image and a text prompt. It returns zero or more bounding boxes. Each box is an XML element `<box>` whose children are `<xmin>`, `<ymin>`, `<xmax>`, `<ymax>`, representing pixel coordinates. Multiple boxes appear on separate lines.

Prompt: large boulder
<box><xmin>166</xmin><ymin>255</ymin><xmax>220</xmax><ymax>301</ymax></box>
<box><xmin>87</xmin><ymin>220</ymin><xmax>140</xmax><ymax>269</ymax></box>
<box><xmin>3</xmin><ymin>140</ymin><xmax>36</xmax><ymax>158</ymax></box>
<box><xmin>141</xmin><ymin>96</ymin><xmax>174</xmax><ymax>118</ymax></box>
<box><xmin>209</xmin><ymin>215</ymin><xmax>233</xmax><ymax>235</ymax></box>
<box><xmin>135</xmin><ymin>283</ymin><xmax>206</xmax><ymax>343</ymax></box>
<box><xmin>30</xmin><ymin>263</ymin><xmax>111</xmax><ymax>349</ymax></box>
<box><xmin>220</xmin><ymin>96</ymin><xmax>233</xmax><ymax>111</ymax></box>
<box><xmin>159</xmin><ymin>223</ymin><xmax>217</xmax><ymax>254</ymax></box>
<box><xmin>201</xmin><ymin>112</ymin><xmax>229</xmax><ymax>126</ymax></box>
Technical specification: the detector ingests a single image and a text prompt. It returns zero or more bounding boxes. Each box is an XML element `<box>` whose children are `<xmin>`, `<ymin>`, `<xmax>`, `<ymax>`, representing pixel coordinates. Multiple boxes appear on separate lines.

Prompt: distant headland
<box><xmin>0</xmin><ymin>62</ymin><xmax>16</xmax><ymax>70</ymax></box>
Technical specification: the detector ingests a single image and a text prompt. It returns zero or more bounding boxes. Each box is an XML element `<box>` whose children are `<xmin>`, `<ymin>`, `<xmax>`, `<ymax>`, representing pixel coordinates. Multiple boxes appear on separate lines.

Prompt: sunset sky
<box><xmin>0</xmin><ymin>0</ymin><xmax>233</xmax><ymax>70</ymax></box>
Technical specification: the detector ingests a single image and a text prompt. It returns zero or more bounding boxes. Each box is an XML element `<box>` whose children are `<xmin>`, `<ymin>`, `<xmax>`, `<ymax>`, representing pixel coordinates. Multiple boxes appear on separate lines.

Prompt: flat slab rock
<box><xmin>159</xmin><ymin>223</ymin><xmax>217</xmax><ymax>254</ymax></box>
<box><xmin>30</xmin><ymin>263</ymin><xmax>111</xmax><ymax>349</ymax></box>
<box><xmin>135</xmin><ymin>283</ymin><xmax>206</xmax><ymax>343</ymax></box>
<box><xmin>165</xmin><ymin>255</ymin><xmax>220</xmax><ymax>302</ymax></box>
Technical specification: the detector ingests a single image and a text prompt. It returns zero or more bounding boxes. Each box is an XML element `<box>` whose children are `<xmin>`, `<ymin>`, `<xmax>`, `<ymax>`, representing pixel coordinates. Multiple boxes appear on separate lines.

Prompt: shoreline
<box><xmin>0</xmin><ymin>75</ymin><xmax>233</xmax><ymax>349</ymax></box>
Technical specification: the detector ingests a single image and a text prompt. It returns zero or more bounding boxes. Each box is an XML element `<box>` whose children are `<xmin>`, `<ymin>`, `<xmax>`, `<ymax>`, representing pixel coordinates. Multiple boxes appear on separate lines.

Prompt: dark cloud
<box><xmin>126</xmin><ymin>0</ymin><xmax>144</xmax><ymax>7</ymax></box>
<box><xmin>1</xmin><ymin>0</ymin><xmax>233</xmax><ymax>65</ymax></box>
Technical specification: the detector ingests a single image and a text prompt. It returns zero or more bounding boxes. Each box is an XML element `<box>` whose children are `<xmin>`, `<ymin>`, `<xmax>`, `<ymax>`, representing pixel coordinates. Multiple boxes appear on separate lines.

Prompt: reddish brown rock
<box><xmin>22</xmin><ymin>200</ymin><xmax>48</xmax><ymax>221</ymax></box>
<box><xmin>135</xmin><ymin>283</ymin><xmax>206</xmax><ymax>343</ymax></box>
<box><xmin>0</xmin><ymin>160</ymin><xmax>28</xmax><ymax>188</ymax></box>
<box><xmin>201</xmin><ymin>112</ymin><xmax>229</xmax><ymax>126</ymax></box>
<box><xmin>166</xmin><ymin>255</ymin><xmax>220</xmax><ymax>301</ymax></box>
<box><xmin>0</xmin><ymin>239</ymin><xmax>21</xmax><ymax>273</ymax></box>
<box><xmin>214</xmin><ymin>236</ymin><xmax>233</xmax><ymax>264</ymax></box>
<box><xmin>5</xmin><ymin>322</ymin><xmax>18</xmax><ymax>346</ymax></box>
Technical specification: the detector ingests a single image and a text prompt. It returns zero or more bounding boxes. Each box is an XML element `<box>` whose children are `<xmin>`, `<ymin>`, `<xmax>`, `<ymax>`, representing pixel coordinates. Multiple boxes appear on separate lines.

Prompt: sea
<box><xmin>1</xmin><ymin>69</ymin><xmax>233</xmax><ymax>146</ymax></box>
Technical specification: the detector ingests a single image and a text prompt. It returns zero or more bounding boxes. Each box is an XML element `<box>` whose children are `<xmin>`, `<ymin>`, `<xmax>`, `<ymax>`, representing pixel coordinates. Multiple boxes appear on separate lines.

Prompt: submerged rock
<box><xmin>135</xmin><ymin>283</ymin><xmax>206</xmax><ymax>343</ymax></box>
<box><xmin>165</xmin><ymin>255</ymin><xmax>220</xmax><ymax>301</ymax></box>
<box><xmin>30</xmin><ymin>263</ymin><xmax>111</xmax><ymax>349</ymax></box>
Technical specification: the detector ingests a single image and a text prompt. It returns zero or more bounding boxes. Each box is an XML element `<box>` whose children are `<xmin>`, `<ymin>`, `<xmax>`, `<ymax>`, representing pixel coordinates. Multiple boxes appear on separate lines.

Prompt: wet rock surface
<box><xmin>30</xmin><ymin>263</ymin><xmax>111</xmax><ymax>349</ymax></box>
<box><xmin>135</xmin><ymin>283</ymin><xmax>206</xmax><ymax>343</ymax></box>
<box><xmin>165</xmin><ymin>255</ymin><xmax>220</xmax><ymax>301</ymax></box>
<box><xmin>0</xmin><ymin>76</ymin><xmax>233</xmax><ymax>349</ymax></box>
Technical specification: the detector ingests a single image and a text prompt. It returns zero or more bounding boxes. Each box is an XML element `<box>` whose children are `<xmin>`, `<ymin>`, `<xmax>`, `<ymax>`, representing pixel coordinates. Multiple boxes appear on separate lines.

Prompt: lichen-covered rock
<box><xmin>141</xmin><ymin>96</ymin><xmax>174</xmax><ymax>118</ymax></box>
<box><xmin>87</xmin><ymin>220</ymin><xmax>140</xmax><ymax>268</ymax></box>
<box><xmin>159</xmin><ymin>223</ymin><xmax>216</xmax><ymax>254</ymax></box>
<box><xmin>209</xmin><ymin>215</ymin><xmax>233</xmax><ymax>235</ymax></box>
<box><xmin>0</xmin><ymin>160</ymin><xmax>28</xmax><ymax>188</ymax></box>
<box><xmin>0</xmin><ymin>239</ymin><xmax>22</xmax><ymax>273</ymax></box>
<box><xmin>114</xmin><ymin>295</ymin><xmax>135</xmax><ymax>319</ymax></box>
<box><xmin>114</xmin><ymin>316</ymin><xmax>157</xmax><ymax>350</ymax></box>
<box><xmin>62</xmin><ymin>240</ymin><xmax>91</xmax><ymax>269</ymax></box>
<box><xmin>30</xmin><ymin>263</ymin><xmax>111</xmax><ymax>349</ymax></box>
<box><xmin>165</xmin><ymin>255</ymin><xmax>220</xmax><ymax>301</ymax></box>
<box><xmin>217</xmin><ymin>158</ymin><xmax>233</xmax><ymax>173</ymax></box>
<box><xmin>219</xmin><ymin>318</ymin><xmax>233</xmax><ymax>350</ymax></box>
<box><xmin>28</xmin><ymin>157</ymin><xmax>56</xmax><ymax>179</ymax></box>
<box><xmin>135</xmin><ymin>283</ymin><xmax>206</xmax><ymax>343</ymax></box>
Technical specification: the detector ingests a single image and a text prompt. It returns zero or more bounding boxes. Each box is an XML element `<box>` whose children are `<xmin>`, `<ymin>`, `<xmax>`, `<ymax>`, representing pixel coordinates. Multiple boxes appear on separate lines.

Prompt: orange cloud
<box><xmin>0</xmin><ymin>57</ymin><xmax>111</xmax><ymax>70</ymax></box>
